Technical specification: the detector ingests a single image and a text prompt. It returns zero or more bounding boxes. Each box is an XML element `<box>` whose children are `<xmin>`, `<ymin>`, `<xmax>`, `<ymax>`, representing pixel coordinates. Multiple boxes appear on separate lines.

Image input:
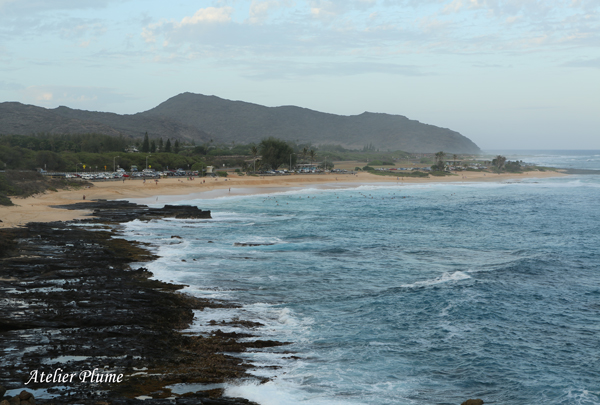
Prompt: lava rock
<box><xmin>461</xmin><ymin>399</ymin><xmax>484</xmax><ymax>405</ymax></box>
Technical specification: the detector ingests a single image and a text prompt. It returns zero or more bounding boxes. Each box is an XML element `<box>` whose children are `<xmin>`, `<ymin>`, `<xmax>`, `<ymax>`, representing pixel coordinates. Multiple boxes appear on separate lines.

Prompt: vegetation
<box><xmin>504</xmin><ymin>160</ymin><xmax>522</xmax><ymax>172</ymax></box>
<box><xmin>492</xmin><ymin>155</ymin><xmax>507</xmax><ymax>172</ymax></box>
<box><xmin>3</xmin><ymin>133</ymin><xmax>522</xmax><ymax>180</ymax></box>
<box><xmin>0</xmin><ymin>171</ymin><xmax>92</xmax><ymax>206</ymax></box>
<box><xmin>259</xmin><ymin>138</ymin><xmax>296</xmax><ymax>170</ymax></box>
<box><xmin>430</xmin><ymin>171</ymin><xmax>454</xmax><ymax>176</ymax></box>
<box><xmin>432</xmin><ymin>151</ymin><xmax>447</xmax><ymax>171</ymax></box>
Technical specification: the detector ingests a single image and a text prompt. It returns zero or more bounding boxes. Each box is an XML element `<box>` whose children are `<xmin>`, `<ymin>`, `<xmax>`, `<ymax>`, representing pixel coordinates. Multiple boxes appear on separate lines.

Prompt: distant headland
<box><xmin>0</xmin><ymin>93</ymin><xmax>480</xmax><ymax>154</ymax></box>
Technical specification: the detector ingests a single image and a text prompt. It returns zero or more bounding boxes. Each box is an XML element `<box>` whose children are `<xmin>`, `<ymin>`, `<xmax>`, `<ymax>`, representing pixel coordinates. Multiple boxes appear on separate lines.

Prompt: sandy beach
<box><xmin>0</xmin><ymin>170</ymin><xmax>566</xmax><ymax>228</ymax></box>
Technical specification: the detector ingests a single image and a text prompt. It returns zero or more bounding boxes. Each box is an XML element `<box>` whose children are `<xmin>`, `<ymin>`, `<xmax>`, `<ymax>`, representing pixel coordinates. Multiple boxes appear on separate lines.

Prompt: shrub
<box><xmin>0</xmin><ymin>193</ymin><xmax>13</xmax><ymax>206</ymax></box>
<box><xmin>216</xmin><ymin>171</ymin><xmax>228</xmax><ymax>177</ymax></box>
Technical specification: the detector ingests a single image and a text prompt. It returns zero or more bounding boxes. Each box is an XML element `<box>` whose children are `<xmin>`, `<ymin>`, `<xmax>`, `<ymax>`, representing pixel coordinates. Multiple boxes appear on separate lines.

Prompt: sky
<box><xmin>0</xmin><ymin>0</ymin><xmax>599</xmax><ymax>150</ymax></box>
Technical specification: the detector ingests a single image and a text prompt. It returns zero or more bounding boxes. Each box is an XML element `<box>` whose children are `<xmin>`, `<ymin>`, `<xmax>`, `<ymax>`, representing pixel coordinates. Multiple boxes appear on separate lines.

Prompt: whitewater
<box><xmin>120</xmin><ymin>151</ymin><xmax>600</xmax><ymax>405</ymax></box>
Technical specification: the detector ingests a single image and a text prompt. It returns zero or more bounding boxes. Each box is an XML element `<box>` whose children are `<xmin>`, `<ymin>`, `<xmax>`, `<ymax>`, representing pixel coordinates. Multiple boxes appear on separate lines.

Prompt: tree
<box><xmin>165</xmin><ymin>138</ymin><xmax>172</xmax><ymax>153</ymax></box>
<box><xmin>158</xmin><ymin>138</ymin><xmax>164</xmax><ymax>151</ymax></box>
<box><xmin>174</xmin><ymin>139</ymin><xmax>180</xmax><ymax>154</ymax></box>
<box><xmin>150</xmin><ymin>140</ymin><xmax>156</xmax><ymax>153</ymax></box>
<box><xmin>432</xmin><ymin>151</ymin><xmax>446</xmax><ymax>171</ymax></box>
<box><xmin>320</xmin><ymin>158</ymin><xmax>334</xmax><ymax>170</ymax></box>
<box><xmin>301</xmin><ymin>147</ymin><xmax>308</xmax><ymax>162</ymax></box>
<box><xmin>141</xmin><ymin>132</ymin><xmax>150</xmax><ymax>153</ymax></box>
<box><xmin>492</xmin><ymin>155</ymin><xmax>506</xmax><ymax>172</ymax></box>
<box><xmin>259</xmin><ymin>138</ymin><xmax>295</xmax><ymax>170</ymax></box>
<box><xmin>309</xmin><ymin>149</ymin><xmax>316</xmax><ymax>167</ymax></box>
<box><xmin>249</xmin><ymin>145</ymin><xmax>258</xmax><ymax>173</ymax></box>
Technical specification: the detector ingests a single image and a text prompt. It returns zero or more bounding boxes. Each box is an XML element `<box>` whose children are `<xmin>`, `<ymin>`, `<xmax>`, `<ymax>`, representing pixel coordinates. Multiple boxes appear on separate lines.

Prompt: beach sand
<box><xmin>0</xmin><ymin>170</ymin><xmax>565</xmax><ymax>228</ymax></box>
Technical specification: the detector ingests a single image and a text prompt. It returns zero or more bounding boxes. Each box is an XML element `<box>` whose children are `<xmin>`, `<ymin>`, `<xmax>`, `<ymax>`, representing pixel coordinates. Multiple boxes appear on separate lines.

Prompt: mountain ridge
<box><xmin>0</xmin><ymin>93</ymin><xmax>481</xmax><ymax>153</ymax></box>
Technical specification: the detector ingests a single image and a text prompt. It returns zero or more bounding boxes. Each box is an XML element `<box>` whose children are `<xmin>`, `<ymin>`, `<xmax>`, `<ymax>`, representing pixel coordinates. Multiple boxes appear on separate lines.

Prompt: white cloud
<box><xmin>178</xmin><ymin>7</ymin><xmax>234</xmax><ymax>26</ymax></box>
<box><xmin>249</xmin><ymin>0</ymin><xmax>293</xmax><ymax>24</ymax></box>
<box><xmin>142</xmin><ymin>6</ymin><xmax>235</xmax><ymax>44</ymax></box>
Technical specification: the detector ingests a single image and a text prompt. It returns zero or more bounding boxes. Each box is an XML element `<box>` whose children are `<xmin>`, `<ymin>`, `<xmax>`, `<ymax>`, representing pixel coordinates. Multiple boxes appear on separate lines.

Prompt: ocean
<box><xmin>121</xmin><ymin>151</ymin><xmax>600</xmax><ymax>405</ymax></box>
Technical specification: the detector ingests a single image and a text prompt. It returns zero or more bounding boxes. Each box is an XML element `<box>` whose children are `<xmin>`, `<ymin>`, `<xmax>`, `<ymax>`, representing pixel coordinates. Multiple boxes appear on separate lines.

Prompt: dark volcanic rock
<box><xmin>461</xmin><ymin>399</ymin><xmax>484</xmax><ymax>405</ymax></box>
<box><xmin>51</xmin><ymin>200</ymin><xmax>211</xmax><ymax>222</ymax></box>
<box><xmin>0</xmin><ymin>202</ymin><xmax>270</xmax><ymax>404</ymax></box>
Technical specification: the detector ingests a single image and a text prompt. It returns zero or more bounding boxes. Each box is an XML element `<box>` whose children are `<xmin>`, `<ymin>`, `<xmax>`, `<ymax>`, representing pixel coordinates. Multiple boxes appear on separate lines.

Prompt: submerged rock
<box><xmin>461</xmin><ymin>399</ymin><xmax>484</xmax><ymax>405</ymax></box>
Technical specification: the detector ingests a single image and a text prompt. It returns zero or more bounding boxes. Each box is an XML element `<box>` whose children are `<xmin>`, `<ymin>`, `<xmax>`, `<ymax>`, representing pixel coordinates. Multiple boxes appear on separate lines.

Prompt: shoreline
<box><xmin>0</xmin><ymin>170</ymin><xmax>566</xmax><ymax>228</ymax></box>
<box><xmin>0</xmin><ymin>202</ymin><xmax>272</xmax><ymax>404</ymax></box>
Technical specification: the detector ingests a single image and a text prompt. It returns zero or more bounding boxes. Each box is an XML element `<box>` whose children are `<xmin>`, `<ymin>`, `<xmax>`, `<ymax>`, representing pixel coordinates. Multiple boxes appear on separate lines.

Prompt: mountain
<box><xmin>0</xmin><ymin>102</ymin><xmax>210</xmax><ymax>143</ymax></box>
<box><xmin>141</xmin><ymin>93</ymin><xmax>481</xmax><ymax>153</ymax></box>
<box><xmin>0</xmin><ymin>93</ymin><xmax>481</xmax><ymax>153</ymax></box>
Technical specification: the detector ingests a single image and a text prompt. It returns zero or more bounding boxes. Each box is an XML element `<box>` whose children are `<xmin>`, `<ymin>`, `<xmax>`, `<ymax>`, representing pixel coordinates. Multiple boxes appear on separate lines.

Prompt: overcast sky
<box><xmin>0</xmin><ymin>0</ymin><xmax>598</xmax><ymax>150</ymax></box>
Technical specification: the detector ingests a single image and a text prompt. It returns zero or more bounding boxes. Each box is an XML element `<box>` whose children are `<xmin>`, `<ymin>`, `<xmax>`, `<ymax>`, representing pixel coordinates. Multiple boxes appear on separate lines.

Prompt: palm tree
<box><xmin>309</xmin><ymin>149</ymin><xmax>316</xmax><ymax>169</ymax></box>
<box><xmin>250</xmin><ymin>145</ymin><xmax>258</xmax><ymax>173</ymax></box>
<box><xmin>301</xmin><ymin>147</ymin><xmax>308</xmax><ymax>163</ymax></box>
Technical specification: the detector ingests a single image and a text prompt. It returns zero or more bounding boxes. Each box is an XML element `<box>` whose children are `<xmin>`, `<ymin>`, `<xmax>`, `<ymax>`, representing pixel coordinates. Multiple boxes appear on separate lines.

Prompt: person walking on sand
<box><xmin>83</xmin><ymin>195</ymin><xmax>85</xmax><ymax>200</ymax></box>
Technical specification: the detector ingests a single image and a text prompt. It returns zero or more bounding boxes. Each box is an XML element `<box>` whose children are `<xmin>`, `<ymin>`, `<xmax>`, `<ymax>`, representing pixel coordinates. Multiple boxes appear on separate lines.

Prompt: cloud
<box><xmin>563</xmin><ymin>57</ymin><xmax>600</xmax><ymax>69</ymax></box>
<box><xmin>0</xmin><ymin>80</ymin><xmax>25</xmax><ymax>91</ymax></box>
<box><xmin>58</xmin><ymin>20</ymin><xmax>107</xmax><ymax>40</ymax></box>
<box><xmin>20</xmin><ymin>85</ymin><xmax>136</xmax><ymax>110</ymax></box>
<box><xmin>0</xmin><ymin>0</ymin><xmax>122</xmax><ymax>15</ymax></box>
<box><xmin>178</xmin><ymin>6</ymin><xmax>234</xmax><ymax>26</ymax></box>
<box><xmin>220</xmin><ymin>59</ymin><xmax>429</xmax><ymax>80</ymax></box>
<box><xmin>249</xmin><ymin>0</ymin><xmax>293</xmax><ymax>24</ymax></box>
<box><xmin>142</xmin><ymin>6</ymin><xmax>234</xmax><ymax>44</ymax></box>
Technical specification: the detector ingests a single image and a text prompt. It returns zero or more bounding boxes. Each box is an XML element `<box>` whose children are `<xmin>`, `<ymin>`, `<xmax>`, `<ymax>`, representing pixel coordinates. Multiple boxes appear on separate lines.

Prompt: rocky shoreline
<box><xmin>0</xmin><ymin>201</ymin><xmax>285</xmax><ymax>404</ymax></box>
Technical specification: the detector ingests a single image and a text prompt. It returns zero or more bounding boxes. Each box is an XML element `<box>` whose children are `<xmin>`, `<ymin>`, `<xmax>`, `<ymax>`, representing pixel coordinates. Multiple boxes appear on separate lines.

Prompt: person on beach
<box><xmin>83</xmin><ymin>195</ymin><xmax>85</xmax><ymax>200</ymax></box>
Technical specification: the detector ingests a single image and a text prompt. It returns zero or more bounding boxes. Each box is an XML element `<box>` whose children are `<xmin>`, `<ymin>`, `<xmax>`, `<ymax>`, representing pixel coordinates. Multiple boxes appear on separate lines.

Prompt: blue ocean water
<box><xmin>122</xmin><ymin>152</ymin><xmax>600</xmax><ymax>405</ymax></box>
